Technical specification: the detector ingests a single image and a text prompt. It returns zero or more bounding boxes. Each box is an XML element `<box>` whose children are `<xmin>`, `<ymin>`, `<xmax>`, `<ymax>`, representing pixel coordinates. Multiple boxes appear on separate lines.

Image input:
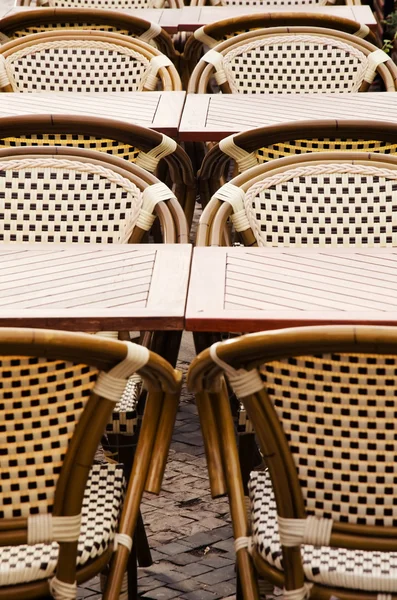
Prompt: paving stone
<box><xmin>157</xmin><ymin>542</ymin><xmax>194</xmax><ymax>556</ymax></box>
<box><xmin>198</xmin><ymin>555</ymin><xmax>235</xmax><ymax>569</ymax></box>
<box><xmin>142</xmin><ymin>586</ymin><xmax>181</xmax><ymax>599</ymax></box>
<box><xmin>195</xmin><ymin>565</ymin><xmax>236</xmax><ymax>586</ymax></box>
<box><xmin>183</xmin><ymin>590</ymin><xmax>219</xmax><ymax>600</ymax></box>
<box><xmin>165</xmin><ymin>552</ymin><xmax>199</xmax><ymax>566</ymax></box>
<box><xmin>179</xmin><ymin>563</ymin><xmax>214</xmax><ymax>577</ymax></box>
<box><xmin>168</xmin><ymin>579</ymin><xmax>203</xmax><ymax>593</ymax></box>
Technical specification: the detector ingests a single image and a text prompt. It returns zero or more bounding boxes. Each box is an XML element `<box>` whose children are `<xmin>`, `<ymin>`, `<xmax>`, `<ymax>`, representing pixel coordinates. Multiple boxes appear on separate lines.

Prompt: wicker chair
<box><xmin>0</xmin><ymin>327</ymin><xmax>181</xmax><ymax>600</ymax></box>
<box><xmin>0</xmin><ymin>8</ymin><xmax>178</xmax><ymax>60</ymax></box>
<box><xmin>0</xmin><ymin>30</ymin><xmax>182</xmax><ymax>93</ymax></box>
<box><xmin>190</xmin><ymin>0</ymin><xmax>358</xmax><ymax>7</ymax></box>
<box><xmin>187</xmin><ymin>27</ymin><xmax>397</xmax><ymax>93</ymax></box>
<box><xmin>198</xmin><ymin>119</ymin><xmax>397</xmax><ymax>207</ymax></box>
<box><xmin>187</xmin><ymin>324</ymin><xmax>397</xmax><ymax>600</ymax></box>
<box><xmin>0</xmin><ymin>114</ymin><xmax>195</xmax><ymax>226</ymax></box>
<box><xmin>183</xmin><ymin>12</ymin><xmax>377</xmax><ymax>77</ymax></box>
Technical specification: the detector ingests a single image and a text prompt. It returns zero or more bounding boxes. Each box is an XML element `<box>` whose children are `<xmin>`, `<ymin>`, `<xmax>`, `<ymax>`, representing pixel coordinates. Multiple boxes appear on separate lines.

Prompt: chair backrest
<box><xmin>0</xmin><ymin>8</ymin><xmax>177</xmax><ymax>58</ymax></box>
<box><xmin>36</xmin><ymin>0</ymin><xmax>177</xmax><ymax>8</ymax></box>
<box><xmin>198</xmin><ymin>120</ymin><xmax>397</xmax><ymax>207</ymax></box>
<box><xmin>0</xmin><ymin>115</ymin><xmax>195</xmax><ymax>226</ymax></box>
<box><xmin>0</xmin><ymin>328</ymin><xmax>180</xmax><ymax>592</ymax></box>
<box><xmin>0</xmin><ymin>30</ymin><xmax>182</xmax><ymax>93</ymax></box>
<box><xmin>183</xmin><ymin>13</ymin><xmax>377</xmax><ymax>73</ymax></box>
<box><xmin>188</xmin><ymin>325</ymin><xmax>397</xmax><ymax>595</ymax></box>
<box><xmin>198</xmin><ymin>151</ymin><xmax>397</xmax><ymax>247</ymax></box>
<box><xmin>187</xmin><ymin>27</ymin><xmax>397</xmax><ymax>93</ymax></box>
<box><xmin>0</xmin><ymin>145</ymin><xmax>188</xmax><ymax>244</ymax></box>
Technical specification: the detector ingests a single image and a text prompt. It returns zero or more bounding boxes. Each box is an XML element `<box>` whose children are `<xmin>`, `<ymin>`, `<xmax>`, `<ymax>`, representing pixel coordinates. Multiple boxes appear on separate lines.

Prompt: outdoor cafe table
<box><xmin>0</xmin><ymin>92</ymin><xmax>186</xmax><ymax>137</ymax></box>
<box><xmin>185</xmin><ymin>247</ymin><xmax>397</xmax><ymax>332</ymax></box>
<box><xmin>179</xmin><ymin>93</ymin><xmax>397</xmax><ymax>142</ymax></box>
<box><xmin>0</xmin><ymin>243</ymin><xmax>192</xmax><ymax>331</ymax></box>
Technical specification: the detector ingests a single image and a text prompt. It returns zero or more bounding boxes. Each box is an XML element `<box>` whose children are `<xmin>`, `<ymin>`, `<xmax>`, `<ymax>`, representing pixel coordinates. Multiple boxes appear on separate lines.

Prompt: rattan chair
<box><xmin>198</xmin><ymin>119</ymin><xmax>397</xmax><ymax>207</ymax></box>
<box><xmin>187</xmin><ymin>324</ymin><xmax>397</xmax><ymax>600</ymax></box>
<box><xmin>0</xmin><ymin>30</ymin><xmax>182</xmax><ymax>93</ymax></box>
<box><xmin>183</xmin><ymin>12</ymin><xmax>377</xmax><ymax>78</ymax></box>
<box><xmin>187</xmin><ymin>27</ymin><xmax>397</xmax><ymax>93</ymax></box>
<box><xmin>0</xmin><ymin>114</ymin><xmax>195</xmax><ymax>226</ymax></box>
<box><xmin>0</xmin><ymin>8</ymin><xmax>177</xmax><ymax>60</ymax></box>
<box><xmin>0</xmin><ymin>327</ymin><xmax>181</xmax><ymax>600</ymax></box>
<box><xmin>190</xmin><ymin>0</ymin><xmax>359</xmax><ymax>7</ymax></box>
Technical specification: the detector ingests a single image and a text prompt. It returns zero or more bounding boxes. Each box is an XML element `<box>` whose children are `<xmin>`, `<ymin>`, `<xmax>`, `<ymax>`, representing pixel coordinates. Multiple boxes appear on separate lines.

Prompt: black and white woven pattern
<box><xmin>216</xmin><ymin>0</ymin><xmax>327</xmax><ymax>6</ymax></box>
<box><xmin>0</xmin><ymin>356</ymin><xmax>99</xmax><ymax>519</ymax></box>
<box><xmin>260</xmin><ymin>352</ymin><xmax>397</xmax><ymax>526</ymax></box>
<box><xmin>40</xmin><ymin>0</ymin><xmax>164</xmax><ymax>7</ymax></box>
<box><xmin>0</xmin><ymin>463</ymin><xmax>125</xmax><ymax>586</ymax></box>
<box><xmin>222</xmin><ymin>36</ymin><xmax>367</xmax><ymax>94</ymax></box>
<box><xmin>106</xmin><ymin>375</ymin><xmax>141</xmax><ymax>436</ymax></box>
<box><xmin>6</xmin><ymin>42</ymin><xmax>152</xmax><ymax>93</ymax></box>
<box><xmin>0</xmin><ymin>158</ymin><xmax>142</xmax><ymax>244</ymax></box>
<box><xmin>244</xmin><ymin>164</ymin><xmax>397</xmax><ymax>247</ymax></box>
<box><xmin>249</xmin><ymin>470</ymin><xmax>397</xmax><ymax>592</ymax></box>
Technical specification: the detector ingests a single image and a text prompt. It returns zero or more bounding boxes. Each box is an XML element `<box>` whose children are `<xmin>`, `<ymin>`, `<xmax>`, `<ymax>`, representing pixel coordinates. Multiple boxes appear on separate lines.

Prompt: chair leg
<box><xmin>135</xmin><ymin>510</ymin><xmax>152</xmax><ymax>568</ymax></box>
<box><xmin>127</xmin><ymin>544</ymin><xmax>138</xmax><ymax>600</ymax></box>
<box><xmin>238</xmin><ymin>434</ymin><xmax>262</xmax><ymax>495</ymax></box>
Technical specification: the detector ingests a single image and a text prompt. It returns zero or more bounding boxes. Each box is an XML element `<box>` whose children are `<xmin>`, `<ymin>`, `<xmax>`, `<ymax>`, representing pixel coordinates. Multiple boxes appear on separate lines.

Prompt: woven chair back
<box><xmin>188</xmin><ymin>28</ymin><xmax>397</xmax><ymax>93</ymax></box>
<box><xmin>38</xmin><ymin>0</ymin><xmax>166</xmax><ymax>7</ymax></box>
<box><xmin>0</xmin><ymin>31</ymin><xmax>181</xmax><ymax>93</ymax></box>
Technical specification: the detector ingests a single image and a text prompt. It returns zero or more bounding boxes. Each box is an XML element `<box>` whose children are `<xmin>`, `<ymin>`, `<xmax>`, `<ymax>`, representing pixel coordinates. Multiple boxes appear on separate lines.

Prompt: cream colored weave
<box><xmin>0</xmin><ymin>158</ymin><xmax>143</xmax><ymax>244</ymax></box>
<box><xmin>218</xmin><ymin>34</ymin><xmax>368</xmax><ymax>93</ymax></box>
<box><xmin>0</xmin><ymin>40</ymin><xmax>157</xmax><ymax>93</ymax></box>
<box><xmin>243</xmin><ymin>163</ymin><xmax>397</xmax><ymax>247</ymax></box>
<box><xmin>40</xmin><ymin>0</ymin><xmax>165</xmax><ymax>7</ymax></box>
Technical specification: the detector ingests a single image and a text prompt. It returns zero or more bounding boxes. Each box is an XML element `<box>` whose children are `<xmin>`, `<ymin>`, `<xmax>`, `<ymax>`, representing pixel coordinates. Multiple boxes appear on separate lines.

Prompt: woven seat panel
<box><xmin>259</xmin><ymin>352</ymin><xmax>397</xmax><ymax>526</ymax></box>
<box><xmin>0</xmin><ymin>463</ymin><xmax>124</xmax><ymax>586</ymax></box>
<box><xmin>249</xmin><ymin>470</ymin><xmax>397</xmax><ymax>591</ymax></box>
<box><xmin>41</xmin><ymin>0</ymin><xmax>164</xmax><ymax>7</ymax></box>
<box><xmin>222</xmin><ymin>35</ymin><xmax>367</xmax><ymax>93</ymax></box>
<box><xmin>10</xmin><ymin>25</ymin><xmax>133</xmax><ymax>39</ymax></box>
<box><xmin>106</xmin><ymin>375</ymin><xmax>141</xmax><ymax>436</ymax></box>
<box><xmin>0</xmin><ymin>135</ymin><xmax>140</xmax><ymax>163</ymax></box>
<box><xmin>0</xmin><ymin>158</ymin><xmax>142</xmax><ymax>244</ymax></box>
<box><xmin>243</xmin><ymin>163</ymin><xmax>397</xmax><ymax>247</ymax></box>
<box><xmin>256</xmin><ymin>140</ymin><xmax>397</xmax><ymax>162</ymax></box>
<box><xmin>4</xmin><ymin>42</ymin><xmax>152</xmax><ymax>93</ymax></box>
<box><xmin>216</xmin><ymin>0</ymin><xmax>326</xmax><ymax>5</ymax></box>
<box><xmin>0</xmin><ymin>356</ymin><xmax>99</xmax><ymax>519</ymax></box>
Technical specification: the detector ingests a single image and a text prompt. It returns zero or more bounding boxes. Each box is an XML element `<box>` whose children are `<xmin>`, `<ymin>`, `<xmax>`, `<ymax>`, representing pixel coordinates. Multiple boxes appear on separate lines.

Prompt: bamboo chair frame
<box><xmin>187</xmin><ymin>26</ymin><xmax>397</xmax><ymax>93</ymax></box>
<box><xmin>188</xmin><ymin>324</ymin><xmax>397</xmax><ymax>600</ymax></box>
<box><xmin>0</xmin><ymin>327</ymin><xmax>182</xmax><ymax>600</ymax></box>
<box><xmin>0</xmin><ymin>30</ymin><xmax>182</xmax><ymax>93</ymax></box>
<box><xmin>183</xmin><ymin>12</ymin><xmax>377</xmax><ymax>78</ymax></box>
<box><xmin>0</xmin><ymin>114</ymin><xmax>195</xmax><ymax>227</ymax></box>
<box><xmin>198</xmin><ymin>119</ymin><xmax>397</xmax><ymax>208</ymax></box>
<box><xmin>190</xmin><ymin>0</ymin><xmax>359</xmax><ymax>7</ymax></box>
<box><xmin>0</xmin><ymin>7</ymin><xmax>178</xmax><ymax>60</ymax></box>
<box><xmin>197</xmin><ymin>150</ymin><xmax>397</xmax><ymax>247</ymax></box>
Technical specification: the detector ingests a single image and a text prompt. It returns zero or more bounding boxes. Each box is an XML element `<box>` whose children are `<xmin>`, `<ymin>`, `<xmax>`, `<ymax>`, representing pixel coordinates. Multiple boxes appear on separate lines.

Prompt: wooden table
<box><xmin>178</xmin><ymin>4</ymin><xmax>376</xmax><ymax>31</ymax></box>
<box><xmin>0</xmin><ymin>6</ymin><xmax>180</xmax><ymax>34</ymax></box>
<box><xmin>186</xmin><ymin>247</ymin><xmax>397</xmax><ymax>332</ymax></box>
<box><xmin>0</xmin><ymin>244</ymin><xmax>192</xmax><ymax>330</ymax></box>
<box><xmin>0</xmin><ymin>92</ymin><xmax>186</xmax><ymax>136</ymax></box>
<box><xmin>179</xmin><ymin>92</ymin><xmax>397</xmax><ymax>141</ymax></box>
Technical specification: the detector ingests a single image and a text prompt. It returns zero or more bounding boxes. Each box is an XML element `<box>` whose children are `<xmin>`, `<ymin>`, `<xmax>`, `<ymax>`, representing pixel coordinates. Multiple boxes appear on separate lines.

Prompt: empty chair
<box><xmin>198</xmin><ymin>119</ymin><xmax>397</xmax><ymax>206</ymax></box>
<box><xmin>0</xmin><ymin>114</ymin><xmax>195</xmax><ymax>226</ymax></box>
<box><xmin>183</xmin><ymin>12</ymin><xmax>377</xmax><ymax>77</ymax></box>
<box><xmin>187</xmin><ymin>27</ymin><xmax>397</xmax><ymax>93</ymax></box>
<box><xmin>0</xmin><ymin>30</ymin><xmax>182</xmax><ymax>92</ymax></box>
<box><xmin>0</xmin><ymin>327</ymin><xmax>181</xmax><ymax>600</ymax></box>
<box><xmin>187</xmin><ymin>324</ymin><xmax>397</xmax><ymax>600</ymax></box>
<box><xmin>0</xmin><ymin>8</ymin><xmax>178</xmax><ymax>60</ymax></box>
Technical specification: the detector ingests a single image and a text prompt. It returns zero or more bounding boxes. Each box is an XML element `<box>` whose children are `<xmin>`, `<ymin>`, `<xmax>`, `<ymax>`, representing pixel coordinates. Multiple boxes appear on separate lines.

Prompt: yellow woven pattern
<box><xmin>0</xmin><ymin>134</ymin><xmax>140</xmax><ymax>162</ymax></box>
<box><xmin>0</xmin><ymin>356</ymin><xmax>99</xmax><ymax>519</ymax></box>
<box><xmin>261</xmin><ymin>353</ymin><xmax>397</xmax><ymax>526</ymax></box>
<box><xmin>256</xmin><ymin>139</ymin><xmax>397</xmax><ymax>162</ymax></box>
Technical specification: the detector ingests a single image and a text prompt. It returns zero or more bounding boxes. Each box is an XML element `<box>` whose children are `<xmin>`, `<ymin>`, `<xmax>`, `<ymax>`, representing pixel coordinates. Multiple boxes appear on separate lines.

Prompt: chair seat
<box><xmin>249</xmin><ymin>471</ymin><xmax>397</xmax><ymax>593</ymax></box>
<box><xmin>107</xmin><ymin>375</ymin><xmax>141</xmax><ymax>436</ymax></box>
<box><xmin>0</xmin><ymin>463</ymin><xmax>125</xmax><ymax>587</ymax></box>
